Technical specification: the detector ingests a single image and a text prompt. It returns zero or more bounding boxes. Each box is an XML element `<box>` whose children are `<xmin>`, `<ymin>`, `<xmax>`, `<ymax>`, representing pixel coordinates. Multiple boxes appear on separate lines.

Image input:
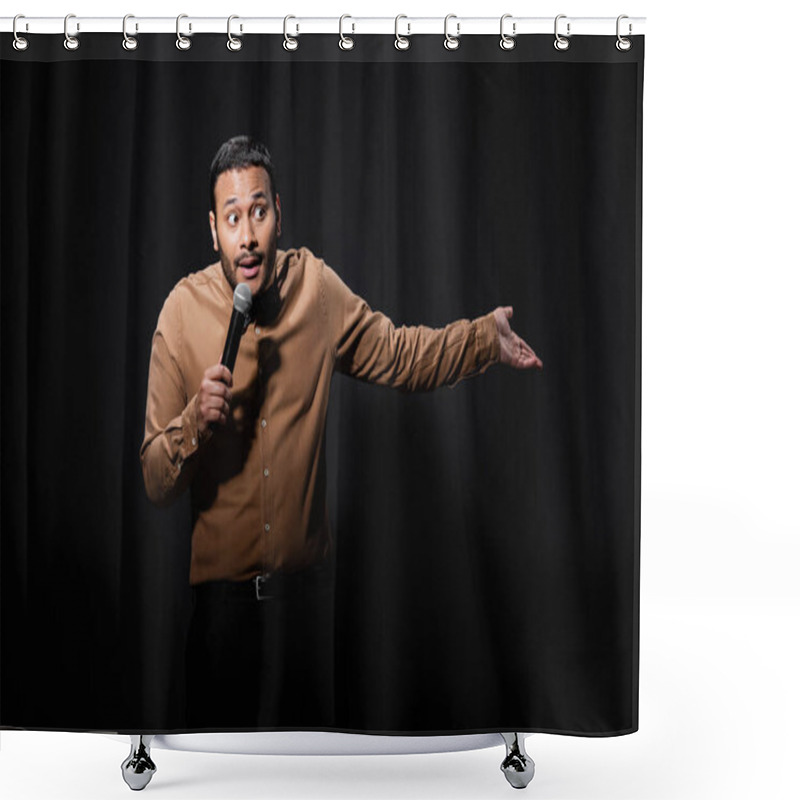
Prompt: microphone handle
<box><xmin>221</xmin><ymin>309</ymin><xmax>248</xmax><ymax>373</ymax></box>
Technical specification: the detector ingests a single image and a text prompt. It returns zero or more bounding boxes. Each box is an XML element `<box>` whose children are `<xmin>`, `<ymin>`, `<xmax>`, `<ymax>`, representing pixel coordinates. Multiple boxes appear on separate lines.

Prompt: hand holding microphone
<box><xmin>197</xmin><ymin>283</ymin><xmax>253</xmax><ymax>436</ymax></box>
<box><xmin>197</xmin><ymin>364</ymin><xmax>233</xmax><ymax>435</ymax></box>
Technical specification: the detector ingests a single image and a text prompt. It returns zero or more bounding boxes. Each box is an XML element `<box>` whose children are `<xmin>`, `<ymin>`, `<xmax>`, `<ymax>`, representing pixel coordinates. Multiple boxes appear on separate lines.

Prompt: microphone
<box><xmin>221</xmin><ymin>283</ymin><xmax>253</xmax><ymax>374</ymax></box>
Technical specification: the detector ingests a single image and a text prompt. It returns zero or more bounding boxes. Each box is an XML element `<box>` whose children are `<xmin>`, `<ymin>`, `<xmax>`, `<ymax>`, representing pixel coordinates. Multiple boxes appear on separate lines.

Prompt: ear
<box><xmin>275</xmin><ymin>194</ymin><xmax>282</xmax><ymax>238</ymax></box>
<box><xmin>209</xmin><ymin>210</ymin><xmax>219</xmax><ymax>252</ymax></box>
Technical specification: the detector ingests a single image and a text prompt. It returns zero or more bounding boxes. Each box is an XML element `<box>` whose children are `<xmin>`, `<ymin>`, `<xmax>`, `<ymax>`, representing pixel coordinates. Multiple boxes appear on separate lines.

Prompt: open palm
<box><xmin>493</xmin><ymin>306</ymin><xmax>543</xmax><ymax>370</ymax></box>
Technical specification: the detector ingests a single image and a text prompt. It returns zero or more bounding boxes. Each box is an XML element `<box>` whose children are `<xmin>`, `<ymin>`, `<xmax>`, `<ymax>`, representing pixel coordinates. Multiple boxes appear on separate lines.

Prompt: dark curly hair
<box><xmin>209</xmin><ymin>135</ymin><xmax>278</xmax><ymax>212</ymax></box>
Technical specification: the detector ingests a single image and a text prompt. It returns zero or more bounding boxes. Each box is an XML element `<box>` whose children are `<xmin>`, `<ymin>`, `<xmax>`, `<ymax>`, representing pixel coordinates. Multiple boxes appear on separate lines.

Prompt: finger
<box><xmin>205</xmin><ymin>381</ymin><xmax>231</xmax><ymax>398</ymax></box>
<box><xmin>505</xmin><ymin>306</ymin><xmax>514</xmax><ymax>319</ymax></box>
<box><xmin>210</xmin><ymin>385</ymin><xmax>233</xmax><ymax>405</ymax></box>
<box><xmin>519</xmin><ymin>338</ymin><xmax>539</xmax><ymax>360</ymax></box>
<box><xmin>211</xmin><ymin>396</ymin><xmax>231</xmax><ymax>415</ymax></box>
<box><xmin>207</xmin><ymin>364</ymin><xmax>233</xmax><ymax>385</ymax></box>
<box><xmin>202</xmin><ymin>396</ymin><xmax>222</xmax><ymax>415</ymax></box>
<box><xmin>517</xmin><ymin>340</ymin><xmax>543</xmax><ymax>369</ymax></box>
<box><xmin>201</xmin><ymin>382</ymin><xmax>222</xmax><ymax>402</ymax></box>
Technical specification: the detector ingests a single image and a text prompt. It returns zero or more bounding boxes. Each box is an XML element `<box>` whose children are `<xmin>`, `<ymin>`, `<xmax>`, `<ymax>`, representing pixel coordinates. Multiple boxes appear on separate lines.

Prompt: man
<box><xmin>140</xmin><ymin>135</ymin><xmax>542</xmax><ymax>730</ymax></box>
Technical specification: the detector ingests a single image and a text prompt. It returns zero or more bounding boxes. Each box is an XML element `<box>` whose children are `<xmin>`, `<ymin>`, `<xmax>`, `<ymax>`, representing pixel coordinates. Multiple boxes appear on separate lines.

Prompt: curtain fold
<box><xmin>1</xmin><ymin>33</ymin><xmax>643</xmax><ymax>735</ymax></box>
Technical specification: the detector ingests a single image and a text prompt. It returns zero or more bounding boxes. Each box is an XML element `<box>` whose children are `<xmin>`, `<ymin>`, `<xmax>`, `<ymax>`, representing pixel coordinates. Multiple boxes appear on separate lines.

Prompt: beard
<box><xmin>218</xmin><ymin>232</ymin><xmax>279</xmax><ymax>298</ymax></box>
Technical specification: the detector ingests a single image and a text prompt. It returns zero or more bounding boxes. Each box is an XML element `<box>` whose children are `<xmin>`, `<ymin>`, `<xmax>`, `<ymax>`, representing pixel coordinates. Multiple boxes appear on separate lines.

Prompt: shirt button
<box><xmin>191</xmin><ymin>437</ymin><xmax>197</xmax><ymax>446</ymax></box>
<box><xmin>264</xmin><ymin>468</ymin><xmax>270</xmax><ymax>477</ymax></box>
<box><xmin>261</xmin><ymin>419</ymin><xmax>267</xmax><ymax>428</ymax></box>
<box><xmin>264</xmin><ymin>524</ymin><xmax>270</xmax><ymax>532</ymax></box>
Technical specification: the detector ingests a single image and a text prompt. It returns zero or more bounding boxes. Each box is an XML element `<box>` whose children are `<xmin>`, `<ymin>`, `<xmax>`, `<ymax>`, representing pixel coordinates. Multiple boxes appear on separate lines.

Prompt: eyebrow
<box><xmin>223</xmin><ymin>191</ymin><xmax>268</xmax><ymax>209</ymax></box>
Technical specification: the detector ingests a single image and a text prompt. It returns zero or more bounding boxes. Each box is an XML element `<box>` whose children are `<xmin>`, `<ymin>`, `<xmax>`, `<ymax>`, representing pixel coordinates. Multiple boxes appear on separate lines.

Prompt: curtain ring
<box><xmin>176</xmin><ymin>14</ymin><xmax>192</xmax><ymax>50</ymax></box>
<box><xmin>339</xmin><ymin>14</ymin><xmax>355</xmax><ymax>50</ymax></box>
<box><xmin>283</xmin><ymin>15</ymin><xmax>299</xmax><ymax>51</ymax></box>
<box><xmin>12</xmin><ymin>15</ymin><xmax>29</xmax><ymax>51</ymax></box>
<box><xmin>553</xmin><ymin>14</ymin><xmax>570</xmax><ymax>51</ymax></box>
<box><xmin>63</xmin><ymin>13</ymin><xmax>80</xmax><ymax>51</ymax></box>
<box><xmin>444</xmin><ymin>14</ymin><xmax>460</xmax><ymax>51</ymax></box>
<box><xmin>500</xmin><ymin>14</ymin><xmax>516</xmax><ymax>50</ymax></box>
<box><xmin>227</xmin><ymin>15</ymin><xmax>242</xmax><ymax>51</ymax></box>
<box><xmin>394</xmin><ymin>15</ymin><xmax>410</xmax><ymax>51</ymax></box>
<box><xmin>616</xmin><ymin>15</ymin><xmax>632</xmax><ymax>51</ymax></box>
<box><xmin>122</xmin><ymin>14</ymin><xmax>138</xmax><ymax>51</ymax></box>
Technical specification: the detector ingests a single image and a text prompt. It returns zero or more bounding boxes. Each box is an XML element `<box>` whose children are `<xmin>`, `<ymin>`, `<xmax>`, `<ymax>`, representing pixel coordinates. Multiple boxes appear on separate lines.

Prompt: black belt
<box><xmin>193</xmin><ymin>562</ymin><xmax>330</xmax><ymax>602</ymax></box>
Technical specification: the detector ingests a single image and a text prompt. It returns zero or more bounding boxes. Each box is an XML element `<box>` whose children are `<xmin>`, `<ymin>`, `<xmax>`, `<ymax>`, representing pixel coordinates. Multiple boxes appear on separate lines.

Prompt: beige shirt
<box><xmin>140</xmin><ymin>247</ymin><xmax>500</xmax><ymax>585</ymax></box>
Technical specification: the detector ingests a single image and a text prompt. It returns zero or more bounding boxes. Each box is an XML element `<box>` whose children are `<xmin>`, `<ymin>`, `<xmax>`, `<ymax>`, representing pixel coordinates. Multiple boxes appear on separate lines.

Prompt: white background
<box><xmin>2</xmin><ymin>1</ymin><xmax>799</xmax><ymax>798</ymax></box>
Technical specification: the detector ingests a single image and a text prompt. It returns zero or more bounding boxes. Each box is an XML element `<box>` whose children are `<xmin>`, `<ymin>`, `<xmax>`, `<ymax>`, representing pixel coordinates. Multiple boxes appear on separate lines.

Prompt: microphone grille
<box><xmin>233</xmin><ymin>283</ymin><xmax>253</xmax><ymax>315</ymax></box>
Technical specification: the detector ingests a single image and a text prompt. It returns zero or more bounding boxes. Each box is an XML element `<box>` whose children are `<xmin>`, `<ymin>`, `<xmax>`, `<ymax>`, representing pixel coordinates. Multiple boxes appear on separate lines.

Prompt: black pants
<box><xmin>185</xmin><ymin>562</ymin><xmax>335</xmax><ymax>730</ymax></box>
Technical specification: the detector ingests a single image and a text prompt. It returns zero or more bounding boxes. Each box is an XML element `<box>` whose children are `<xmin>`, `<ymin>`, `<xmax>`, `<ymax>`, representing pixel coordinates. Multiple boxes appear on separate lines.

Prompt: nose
<box><xmin>240</xmin><ymin>217</ymin><xmax>257</xmax><ymax>249</ymax></box>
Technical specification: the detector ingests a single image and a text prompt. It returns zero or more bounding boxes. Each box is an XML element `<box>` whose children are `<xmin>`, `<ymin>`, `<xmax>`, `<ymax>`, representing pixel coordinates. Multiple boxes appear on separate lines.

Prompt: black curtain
<box><xmin>1</xmin><ymin>34</ymin><xmax>643</xmax><ymax>734</ymax></box>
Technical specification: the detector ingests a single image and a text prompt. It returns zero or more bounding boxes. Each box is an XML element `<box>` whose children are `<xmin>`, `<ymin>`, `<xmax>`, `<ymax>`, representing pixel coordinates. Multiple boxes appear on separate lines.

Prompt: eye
<box><xmin>226</xmin><ymin>212</ymin><xmax>238</xmax><ymax>225</ymax></box>
<box><xmin>254</xmin><ymin>206</ymin><xmax>267</xmax><ymax>220</ymax></box>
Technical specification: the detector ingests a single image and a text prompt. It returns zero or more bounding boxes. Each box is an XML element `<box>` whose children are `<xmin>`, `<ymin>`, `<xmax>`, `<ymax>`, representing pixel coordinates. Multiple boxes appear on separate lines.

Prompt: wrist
<box><xmin>182</xmin><ymin>394</ymin><xmax>210</xmax><ymax>456</ymax></box>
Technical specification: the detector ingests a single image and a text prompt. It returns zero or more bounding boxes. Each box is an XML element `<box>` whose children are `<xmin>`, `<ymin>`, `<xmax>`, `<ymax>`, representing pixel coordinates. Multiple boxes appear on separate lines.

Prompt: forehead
<box><xmin>214</xmin><ymin>165</ymin><xmax>272</xmax><ymax>206</ymax></box>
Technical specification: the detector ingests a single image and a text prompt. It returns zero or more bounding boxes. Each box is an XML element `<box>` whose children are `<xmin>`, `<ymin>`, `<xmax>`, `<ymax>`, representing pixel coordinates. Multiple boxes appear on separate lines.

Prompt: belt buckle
<box><xmin>253</xmin><ymin>573</ymin><xmax>272</xmax><ymax>601</ymax></box>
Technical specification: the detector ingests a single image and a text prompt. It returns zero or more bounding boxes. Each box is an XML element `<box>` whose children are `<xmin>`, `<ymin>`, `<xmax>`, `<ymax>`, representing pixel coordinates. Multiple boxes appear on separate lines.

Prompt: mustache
<box><xmin>235</xmin><ymin>253</ymin><xmax>264</xmax><ymax>266</ymax></box>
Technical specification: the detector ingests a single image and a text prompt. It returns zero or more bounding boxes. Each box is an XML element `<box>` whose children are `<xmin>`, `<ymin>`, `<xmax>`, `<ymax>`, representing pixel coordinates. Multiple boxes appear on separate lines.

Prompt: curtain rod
<box><xmin>1</xmin><ymin>16</ymin><xmax>646</xmax><ymax>37</ymax></box>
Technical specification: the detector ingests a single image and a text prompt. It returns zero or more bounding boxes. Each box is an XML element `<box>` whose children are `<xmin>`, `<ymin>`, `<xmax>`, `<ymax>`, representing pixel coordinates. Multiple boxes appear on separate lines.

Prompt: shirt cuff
<box><xmin>179</xmin><ymin>394</ymin><xmax>208</xmax><ymax>460</ymax></box>
<box><xmin>475</xmin><ymin>311</ymin><xmax>501</xmax><ymax>368</ymax></box>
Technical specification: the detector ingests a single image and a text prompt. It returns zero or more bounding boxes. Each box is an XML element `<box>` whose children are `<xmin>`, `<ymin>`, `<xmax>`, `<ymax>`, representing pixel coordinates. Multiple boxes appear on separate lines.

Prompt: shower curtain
<box><xmin>1</xmin><ymin>30</ymin><xmax>643</xmax><ymax>735</ymax></box>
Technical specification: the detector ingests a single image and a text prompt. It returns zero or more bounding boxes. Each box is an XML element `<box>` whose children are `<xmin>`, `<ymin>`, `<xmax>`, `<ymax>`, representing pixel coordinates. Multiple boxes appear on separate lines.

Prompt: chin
<box><xmin>235</xmin><ymin>270</ymin><xmax>262</xmax><ymax>292</ymax></box>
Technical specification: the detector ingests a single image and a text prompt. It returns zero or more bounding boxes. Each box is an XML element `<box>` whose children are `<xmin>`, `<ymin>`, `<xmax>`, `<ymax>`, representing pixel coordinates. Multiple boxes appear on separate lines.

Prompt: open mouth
<box><xmin>238</xmin><ymin>257</ymin><xmax>262</xmax><ymax>280</ymax></box>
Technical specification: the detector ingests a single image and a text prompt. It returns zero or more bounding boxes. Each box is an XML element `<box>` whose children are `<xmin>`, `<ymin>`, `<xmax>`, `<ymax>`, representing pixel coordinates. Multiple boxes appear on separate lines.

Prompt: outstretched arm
<box><xmin>322</xmin><ymin>260</ymin><xmax>542</xmax><ymax>390</ymax></box>
<box><xmin>492</xmin><ymin>306</ymin><xmax>543</xmax><ymax>370</ymax></box>
<box><xmin>323</xmin><ymin>263</ymin><xmax>500</xmax><ymax>391</ymax></box>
